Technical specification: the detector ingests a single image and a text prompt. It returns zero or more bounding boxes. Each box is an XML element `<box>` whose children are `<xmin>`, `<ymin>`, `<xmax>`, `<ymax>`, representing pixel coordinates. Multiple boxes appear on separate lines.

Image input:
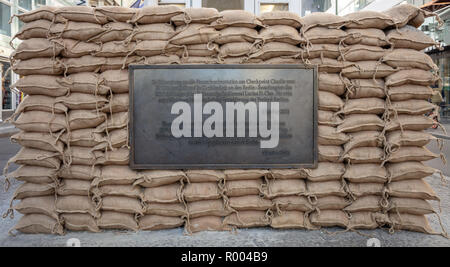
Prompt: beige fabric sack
<box><xmin>170</xmin><ymin>24</ymin><xmax>219</xmax><ymax>45</ymax></box>
<box><xmin>223</xmin><ymin>169</ymin><xmax>268</xmax><ymax>181</ymax></box>
<box><xmin>94</xmin><ymin>41</ymin><xmax>136</xmax><ymax>58</ymax></box>
<box><xmin>133</xmin><ymin>23</ymin><xmax>175</xmax><ymax>41</ymax></box>
<box><xmin>8</xmin><ymin>165</ymin><xmax>57</xmax><ymax>184</ymax></box>
<box><xmin>14</xmin><ymin>196</ymin><xmax>58</xmax><ymax>220</ymax></box>
<box><xmin>143</xmin><ymin>183</ymin><xmax>181</xmax><ymax>204</ymax></box>
<box><xmin>337</xmin><ymin>114</ymin><xmax>384</xmax><ymax>133</ymax></box>
<box><xmin>50</xmin><ymin>21</ymin><xmax>105</xmax><ymax>41</ymax></box>
<box><xmin>348</xmin><ymin>212</ymin><xmax>387</xmax><ymax>230</ymax></box>
<box><xmin>102</xmin><ymin>56</ymin><xmax>141</xmax><ymax>71</ymax></box>
<box><xmin>318</xmin><ymin>73</ymin><xmax>347</xmax><ymax>96</ymax></box>
<box><xmin>386</xmin><ymin>26</ymin><xmax>436</xmax><ymax>51</ymax></box>
<box><xmin>60</xmin><ymin>39</ymin><xmax>100</xmax><ymax>58</ymax></box>
<box><xmin>272</xmin><ymin>196</ymin><xmax>311</xmax><ymax>212</ymax></box>
<box><xmin>60</xmin><ymin>128</ymin><xmax>105</xmax><ymax>148</ymax></box>
<box><xmin>305</xmin><ymin>162</ymin><xmax>345</xmax><ymax>182</ymax></box>
<box><xmin>100</xmin><ymin>148</ymin><xmax>129</xmax><ymax>166</ymax></box>
<box><xmin>310</xmin><ymin>210</ymin><xmax>349</xmax><ymax>228</ymax></box>
<box><xmin>271</xmin><ymin>211</ymin><xmax>307</xmax><ymax>229</ymax></box>
<box><xmin>388</xmin><ymin>179</ymin><xmax>439</xmax><ymax>201</ymax></box>
<box><xmin>316</xmin><ymin>196</ymin><xmax>352</xmax><ymax>210</ymax></box>
<box><xmin>263</xmin><ymin>179</ymin><xmax>307</xmax><ymax>199</ymax></box>
<box><xmin>347</xmin><ymin>79</ymin><xmax>385</xmax><ymax>99</ymax></box>
<box><xmin>187</xmin><ymin>199</ymin><xmax>229</xmax><ymax>218</ymax></box>
<box><xmin>57</xmin><ymin>73</ymin><xmax>109</xmax><ymax>95</ymax></box>
<box><xmin>215</xmin><ymin>27</ymin><xmax>259</xmax><ymax>45</ymax></box>
<box><xmin>61</xmin><ymin>213</ymin><xmax>100</xmax><ymax>233</ymax></box>
<box><xmin>387</xmin><ymin>130</ymin><xmax>435</xmax><ymax>150</ymax></box>
<box><xmin>59</xmin><ymin>165</ymin><xmax>101</xmax><ymax>180</ymax></box>
<box><xmin>13</xmin><ymin>75</ymin><xmax>68</xmax><ymax>97</ymax></box>
<box><xmin>311</xmin><ymin>58</ymin><xmax>353</xmax><ymax>73</ymax></box>
<box><xmin>343</xmin><ymin>131</ymin><xmax>382</xmax><ymax>153</ymax></box>
<box><xmin>63</xmin><ymin>146</ymin><xmax>104</xmax><ymax>166</ymax></box>
<box><xmin>390</xmin><ymin>100</ymin><xmax>435</xmax><ymax>115</ymax></box>
<box><xmin>15</xmin><ymin>6</ymin><xmax>62</xmax><ymax>23</ymax></box>
<box><xmin>318</xmin><ymin>110</ymin><xmax>343</xmax><ymax>127</ymax></box>
<box><xmin>385</xmin><ymin>115</ymin><xmax>434</xmax><ymax>132</ymax></box>
<box><xmin>318</xmin><ymin>145</ymin><xmax>344</xmax><ymax>163</ymax></box>
<box><xmin>385</xmin><ymin>3</ymin><xmax>434</xmax><ymax>28</ymax></box>
<box><xmin>12</xmin><ymin>214</ymin><xmax>64</xmax><ymax>235</ymax></box>
<box><xmin>343</xmin><ymin>163</ymin><xmax>387</xmax><ymax>183</ymax></box>
<box><xmin>318</xmin><ymin>91</ymin><xmax>344</xmax><ymax>112</ymax></box>
<box><xmin>145</xmin><ymin>203</ymin><xmax>186</xmax><ymax>217</ymax></box>
<box><xmin>389</xmin><ymin>213</ymin><xmax>436</xmax><ymax>234</ymax></box>
<box><xmin>137</xmin><ymin>55</ymin><xmax>180</xmax><ymax>65</ymax></box>
<box><xmin>383</xmin><ymin>49</ymin><xmax>436</xmax><ymax>71</ymax></box>
<box><xmin>171</xmin><ymin>8</ymin><xmax>220</xmax><ymax>26</ymax></box>
<box><xmin>303</xmin><ymin>27</ymin><xmax>347</xmax><ymax>44</ymax></box>
<box><xmin>388</xmin><ymin>85</ymin><xmax>434</xmax><ymax>101</ymax></box>
<box><xmin>95</xmin><ymin>112</ymin><xmax>128</xmax><ymax>132</ymax></box>
<box><xmin>56</xmin><ymin>195</ymin><xmax>100</xmax><ymax>217</ymax></box>
<box><xmin>181</xmin><ymin>56</ymin><xmax>218</xmax><ymax>64</ymax></box>
<box><xmin>301</xmin><ymin>13</ymin><xmax>348</xmax><ymax>32</ymax></box>
<box><xmin>95</xmin><ymin>6</ymin><xmax>136</xmax><ymax>22</ymax></box>
<box><xmin>249</xmin><ymin>42</ymin><xmax>302</xmax><ymax>61</ymax></box>
<box><xmin>130</xmin><ymin>5</ymin><xmax>184</xmax><ymax>24</ymax></box>
<box><xmin>348</xmin><ymin>182</ymin><xmax>384</xmax><ymax>198</ymax></box>
<box><xmin>185</xmin><ymin>170</ymin><xmax>225</xmax><ymax>183</ymax></box>
<box><xmin>55</xmin><ymin>6</ymin><xmax>108</xmax><ymax>24</ymax></box>
<box><xmin>343</xmin><ymin>98</ymin><xmax>385</xmax><ymax>115</ymax></box>
<box><xmin>259</xmin><ymin>11</ymin><xmax>302</xmax><ymax>28</ymax></box>
<box><xmin>344</xmin><ymin>195</ymin><xmax>382</xmax><ymax>213</ymax></box>
<box><xmin>345</xmin><ymin>28</ymin><xmax>388</xmax><ymax>47</ymax></box>
<box><xmin>9</xmin><ymin>148</ymin><xmax>60</xmax><ymax>169</ymax></box>
<box><xmin>100</xmin><ymin>69</ymin><xmax>129</xmax><ymax>93</ymax></box>
<box><xmin>342</xmin><ymin>61</ymin><xmax>396</xmax><ymax>79</ymax></box>
<box><xmin>344</xmin><ymin>11</ymin><xmax>394</xmax><ymax>29</ymax></box>
<box><xmin>259</xmin><ymin>25</ymin><xmax>302</xmax><ymax>45</ymax></box>
<box><xmin>187</xmin><ymin>43</ymin><xmax>219</xmax><ymax>57</ymax></box>
<box><xmin>58</xmin><ymin>179</ymin><xmax>91</xmax><ymax>196</ymax></box>
<box><xmin>104</xmin><ymin>128</ymin><xmax>128</xmax><ymax>149</ymax></box>
<box><xmin>13</xmin><ymin>95</ymin><xmax>66</xmax><ymax>115</ymax></box>
<box><xmin>343</xmin><ymin>147</ymin><xmax>384</xmax><ymax>164</ymax></box>
<box><xmin>13</xmin><ymin>111</ymin><xmax>66</xmax><ymax>133</ymax></box>
<box><xmin>306</xmin><ymin>180</ymin><xmax>347</xmax><ymax>197</ymax></box>
<box><xmin>56</xmin><ymin>93</ymin><xmax>108</xmax><ymax>110</ymax></box>
<box><xmin>93</xmin><ymin>185</ymin><xmax>142</xmax><ymax>199</ymax></box>
<box><xmin>187</xmin><ymin>216</ymin><xmax>229</xmax><ymax>233</ymax></box>
<box><xmin>225</xmin><ymin>179</ymin><xmax>262</xmax><ymax>197</ymax></box>
<box><xmin>13</xmin><ymin>58</ymin><xmax>63</xmax><ymax>76</ymax></box>
<box><xmin>229</xmin><ymin>195</ymin><xmax>272</xmax><ymax>211</ymax></box>
<box><xmin>14</xmin><ymin>20</ymin><xmax>52</xmax><ymax>40</ymax></box>
<box><xmin>388</xmin><ymin>198</ymin><xmax>434</xmax><ymax>215</ymax></box>
<box><xmin>340</xmin><ymin>45</ymin><xmax>387</xmax><ymax>62</ymax></box>
<box><xmin>303</xmin><ymin>44</ymin><xmax>341</xmax><ymax>59</ymax></box>
<box><xmin>94</xmin><ymin>166</ymin><xmax>140</xmax><ymax>186</ymax></box>
<box><xmin>223</xmin><ymin>211</ymin><xmax>270</xmax><ymax>228</ymax></box>
<box><xmin>387</xmin><ymin>146</ymin><xmax>438</xmax><ymax>163</ymax></box>
<box><xmin>219</xmin><ymin>42</ymin><xmax>259</xmax><ymax>58</ymax></box>
<box><xmin>100</xmin><ymin>196</ymin><xmax>144</xmax><ymax>215</ymax></box>
<box><xmin>12</xmin><ymin>38</ymin><xmax>63</xmax><ymax>60</ymax></box>
<box><xmin>269</xmin><ymin>169</ymin><xmax>306</xmax><ymax>179</ymax></box>
<box><xmin>184</xmin><ymin>182</ymin><xmax>221</xmax><ymax>202</ymax></box>
<box><xmin>134</xmin><ymin>170</ymin><xmax>185</xmax><ymax>188</ymax></box>
<box><xmin>11</xmin><ymin>131</ymin><xmax>64</xmax><ymax>153</ymax></box>
<box><xmin>97</xmin><ymin>211</ymin><xmax>138</xmax><ymax>231</ymax></box>
<box><xmin>13</xmin><ymin>183</ymin><xmax>55</xmax><ymax>200</ymax></box>
<box><xmin>62</xmin><ymin>55</ymin><xmax>106</xmax><ymax>74</ymax></box>
<box><xmin>89</xmin><ymin>22</ymin><xmax>134</xmax><ymax>43</ymax></box>
<box><xmin>68</xmin><ymin>110</ymin><xmax>106</xmax><ymax>130</ymax></box>
<box><xmin>386</xmin><ymin>69</ymin><xmax>439</xmax><ymax>87</ymax></box>
<box><xmin>212</xmin><ymin>10</ymin><xmax>262</xmax><ymax>29</ymax></box>
<box><xmin>318</xmin><ymin>125</ymin><xmax>349</xmax><ymax>145</ymax></box>
<box><xmin>139</xmin><ymin>215</ymin><xmax>184</xmax><ymax>231</ymax></box>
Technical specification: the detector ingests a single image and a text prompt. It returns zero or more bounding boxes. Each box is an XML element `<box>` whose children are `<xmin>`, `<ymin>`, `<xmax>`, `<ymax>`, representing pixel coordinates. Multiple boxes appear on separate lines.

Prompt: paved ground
<box><xmin>0</xmin><ymin>136</ymin><xmax>449</xmax><ymax>247</ymax></box>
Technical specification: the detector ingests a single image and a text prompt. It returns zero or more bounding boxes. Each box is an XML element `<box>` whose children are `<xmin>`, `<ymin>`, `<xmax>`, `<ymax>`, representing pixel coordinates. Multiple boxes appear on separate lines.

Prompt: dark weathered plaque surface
<box><xmin>129</xmin><ymin>65</ymin><xmax>317</xmax><ymax>169</ymax></box>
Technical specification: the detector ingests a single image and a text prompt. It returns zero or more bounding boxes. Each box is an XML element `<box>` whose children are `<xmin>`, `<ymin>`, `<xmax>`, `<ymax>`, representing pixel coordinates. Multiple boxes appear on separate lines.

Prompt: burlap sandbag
<box><xmin>303</xmin><ymin>27</ymin><xmax>347</xmax><ymax>44</ymax></box>
<box><xmin>269</xmin><ymin>169</ymin><xmax>306</xmax><ymax>179</ymax></box>
<box><xmin>318</xmin><ymin>91</ymin><xmax>344</xmax><ymax>112</ymax></box>
<box><xmin>383</xmin><ymin>49</ymin><xmax>437</xmax><ymax>71</ymax></box>
<box><xmin>169</xmin><ymin>23</ymin><xmax>219</xmax><ymax>45</ymax></box>
<box><xmin>97</xmin><ymin>211</ymin><xmax>138</xmax><ymax>231</ymax></box>
<box><xmin>318</xmin><ymin>110</ymin><xmax>343</xmax><ymax>127</ymax></box>
<box><xmin>389</xmin><ymin>213</ymin><xmax>437</xmax><ymax>234</ymax></box>
<box><xmin>272</xmin><ymin>196</ymin><xmax>311</xmax><ymax>212</ymax></box>
<box><xmin>215</xmin><ymin>27</ymin><xmax>259</xmax><ymax>45</ymax></box>
<box><xmin>14</xmin><ymin>20</ymin><xmax>52</xmax><ymax>40</ymax></box>
<box><xmin>92</xmin><ymin>185</ymin><xmax>142</xmax><ymax>200</ymax></box>
<box><xmin>13</xmin><ymin>182</ymin><xmax>55</xmax><ymax>200</ymax></box>
<box><xmin>100</xmin><ymin>196</ymin><xmax>144</xmax><ymax>215</ymax></box>
<box><xmin>8</xmin><ymin>165</ymin><xmax>57</xmax><ymax>184</ymax></box>
<box><xmin>348</xmin><ymin>212</ymin><xmax>389</xmax><ymax>230</ymax></box>
<box><xmin>316</xmin><ymin>196</ymin><xmax>352</xmax><ymax>210</ymax></box>
<box><xmin>219</xmin><ymin>42</ymin><xmax>259</xmax><ymax>58</ymax></box>
<box><xmin>129</xmin><ymin>5</ymin><xmax>184</xmax><ymax>24</ymax></box>
<box><xmin>271</xmin><ymin>211</ymin><xmax>308</xmax><ymax>229</ymax></box>
<box><xmin>384</xmin><ymin>115</ymin><xmax>434</xmax><ymax>132</ymax></box>
<box><xmin>13</xmin><ymin>111</ymin><xmax>66</xmax><ymax>133</ymax></box>
<box><xmin>318</xmin><ymin>125</ymin><xmax>349</xmax><ymax>145</ymax></box>
<box><xmin>15</xmin><ymin>6</ymin><xmax>62</xmax><ymax>23</ymax></box>
<box><xmin>386</xmin><ymin>162</ymin><xmax>436</xmax><ymax>182</ymax></box>
<box><xmin>11</xmin><ymin>214</ymin><xmax>64</xmax><ymax>235</ymax></box>
<box><xmin>250</xmin><ymin>42</ymin><xmax>302</xmax><ymax>61</ymax></box>
<box><xmin>385</xmin><ymin>69</ymin><xmax>439</xmax><ymax>87</ymax></box>
<box><xmin>60</xmin><ymin>128</ymin><xmax>105</xmax><ymax>148</ymax></box>
<box><xmin>171</xmin><ymin>7</ymin><xmax>220</xmax><ymax>26</ymax></box>
<box><xmin>223</xmin><ymin>169</ymin><xmax>268</xmax><ymax>181</ymax></box>
<box><xmin>390</xmin><ymin>100</ymin><xmax>435</xmax><ymax>115</ymax></box>
<box><xmin>8</xmin><ymin>148</ymin><xmax>60</xmax><ymax>169</ymax></box>
<box><xmin>223</xmin><ymin>211</ymin><xmax>270</xmax><ymax>228</ymax></box>
<box><xmin>337</xmin><ymin>114</ymin><xmax>384</xmax><ymax>133</ymax></box>
<box><xmin>187</xmin><ymin>216</ymin><xmax>229</xmax><ymax>233</ymax></box>
<box><xmin>59</xmin><ymin>39</ymin><xmax>100</xmax><ymax>58</ymax></box>
<box><xmin>93</xmin><ymin>166</ymin><xmax>140</xmax><ymax>186</ymax></box>
<box><xmin>102</xmin><ymin>56</ymin><xmax>141</xmax><ymax>71</ymax></box>
<box><xmin>310</xmin><ymin>210</ymin><xmax>349</xmax><ymax>228</ymax></box>
<box><xmin>262</xmin><ymin>179</ymin><xmax>307</xmax><ymax>199</ymax></box>
<box><xmin>302</xmin><ymin>44</ymin><xmax>341</xmax><ymax>59</ymax></box>
<box><xmin>187</xmin><ymin>199</ymin><xmax>229</xmax><ymax>218</ymax></box>
<box><xmin>386</xmin><ymin>25</ymin><xmax>436</xmax><ymax>51</ymax></box>
<box><xmin>229</xmin><ymin>195</ymin><xmax>272</xmax><ymax>211</ymax></box>
<box><xmin>318</xmin><ymin>73</ymin><xmax>347</xmax><ymax>96</ymax></box>
<box><xmin>185</xmin><ymin>170</ymin><xmax>224</xmax><ymax>183</ymax></box>
<box><xmin>95</xmin><ymin>112</ymin><xmax>128</xmax><ymax>132</ymax></box>
<box><xmin>88</xmin><ymin>22</ymin><xmax>134</xmax><ymax>43</ymax></box>
<box><xmin>93</xmin><ymin>41</ymin><xmax>136</xmax><ymax>58</ymax></box>
<box><xmin>61</xmin><ymin>213</ymin><xmax>100</xmax><ymax>233</ymax></box>
<box><xmin>11</xmin><ymin>131</ymin><xmax>64</xmax><ymax>153</ymax></box>
<box><xmin>184</xmin><ymin>182</ymin><xmax>221</xmax><ymax>202</ymax></box>
<box><xmin>387</xmin><ymin>85</ymin><xmax>434</xmax><ymax>101</ymax></box>
<box><xmin>59</xmin><ymin>165</ymin><xmax>101</xmax><ymax>180</ymax></box>
<box><xmin>311</xmin><ymin>58</ymin><xmax>353</xmax><ymax>73</ymax></box>
<box><xmin>13</xmin><ymin>75</ymin><xmax>68</xmax><ymax>96</ymax></box>
<box><xmin>56</xmin><ymin>195</ymin><xmax>100</xmax><ymax>218</ymax></box>
<box><xmin>186</xmin><ymin>43</ymin><xmax>219</xmax><ymax>57</ymax></box>
<box><xmin>305</xmin><ymin>162</ymin><xmax>345</xmax><ymax>182</ymax></box>
<box><xmin>50</xmin><ymin>21</ymin><xmax>105</xmax><ymax>41</ymax></box>
<box><xmin>58</xmin><ymin>179</ymin><xmax>91</xmax><ymax>196</ymax></box>
<box><xmin>344</xmin><ymin>195</ymin><xmax>382</xmax><ymax>213</ymax></box>
<box><xmin>225</xmin><ymin>179</ymin><xmax>263</xmax><ymax>197</ymax></box>
<box><xmin>68</xmin><ymin>110</ymin><xmax>106</xmax><ymax>131</ymax></box>
<box><xmin>134</xmin><ymin>170</ymin><xmax>185</xmax><ymax>188</ymax></box>
<box><xmin>388</xmin><ymin>179</ymin><xmax>439</xmax><ymax>201</ymax></box>
<box><xmin>145</xmin><ymin>203</ymin><xmax>186</xmax><ymax>217</ymax></box>
<box><xmin>348</xmin><ymin>182</ymin><xmax>384</xmax><ymax>198</ymax></box>
<box><xmin>99</xmin><ymin>69</ymin><xmax>129</xmax><ymax>93</ymax></box>
<box><xmin>211</xmin><ymin>10</ymin><xmax>262</xmax><ymax>29</ymax></box>
<box><xmin>95</xmin><ymin>6</ymin><xmax>136</xmax><ymax>23</ymax></box>
<box><xmin>318</xmin><ymin>145</ymin><xmax>344</xmax><ymax>163</ymax></box>
<box><xmin>339</xmin><ymin>45</ymin><xmax>387</xmax><ymax>62</ymax></box>
<box><xmin>301</xmin><ymin>13</ymin><xmax>348</xmax><ymax>32</ymax></box>
<box><xmin>137</xmin><ymin>55</ymin><xmax>180</xmax><ymax>65</ymax></box>
<box><xmin>62</xmin><ymin>146</ymin><xmax>103</xmax><ymax>166</ymax></box>
<box><xmin>62</xmin><ymin>55</ymin><xmax>106</xmax><ymax>74</ymax></box>
<box><xmin>386</xmin><ymin>130</ymin><xmax>435</xmax><ymax>149</ymax></box>
<box><xmin>143</xmin><ymin>183</ymin><xmax>181</xmax><ymax>204</ymax></box>
<box><xmin>344</xmin><ymin>28</ymin><xmax>388</xmax><ymax>47</ymax></box>
<box><xmin>56</xmin><ymin>72</ymin><xmax>110</xmax><ymax>95</ymax></box>
<box><xmin>13</xmin><ymin>57</ymin><xmax>63</xmax><ymax>76</ymax></box>
<box><xmin>259</xmin><ymin>25</ymin><xmax>302</xmax><ymax>45</ymax></box>
<box><xmin>388</xmin><ymin>198</ymin><xmax>434</xmax><ymax>215</ymax></box>
<box><xmin>56</xmin><ymin>93</ymin><xmax>108</xmax><ymax>110</ymax></box>
<box><xmin>139</xmin><ymin>215</ymin><xmax>184</xmax><ymax>231</ymax></box>
<box><xmin>342</xmin><ymin>98</ymin><xmax>385</xmax><ymax>115</ymax></box>
<box><xmin>14</xmin><ymin>196</ymin><xmax>58</xmax><ymax>220</ymax></box>
<box><xmin>347</xmin><ymin>79</ymin><xmax>385</xmax><ymax>99</ymax></box>
<box><xmin>341</xmin><ymin>61</ymin><xmax>396</xmax><ymax>79</ymax></box>
<box><xmin>133</xmin><ymin>23</ymin><xmax>175</xmax><ymax>41</ymax></box>
<box><xmin>103</xmin><ymin>128</ymin><xmax>128</xmax><ymax>149</ymax></box>
<box><xmin>55</xmin><ymin>6</ymin><xmax>108</xmax><ymax>24</ymax></box>
<box><xmin>12</xmin><ymin>38</ymin><xmax>63</xmax><ymax>60</ymax></box>
<box><xmin>100</xmin><ymin>148</ymin><xmax>129</xmax><ymax>166</ymax></box>
<box><xmin>13</xmin><ymin>95</ymin><xmax>67</xmax><ymax>115</ymax></box>
<box><xmin>306</xmin><ymin>180</ymin><xmax>347</xmax><ymax>197</ymax></box>
<box><xmin>344</xmin><ymin>11</ymin><xmax>394</xmax><ymax>29</ymax></box>
<box><xmin>343</xmin><ymin>131</ymin><xmax>382</xmax><ymax>153</ymax></box>
<box><xmin>385</xmin><ymin>3</ymin><xmax>437</xmax><ymax>28</ymax></box>
<box><xmin>259</xmin><ymin>11</ymin><xmax>302</xmax><ymax>28</ymax></box>
<box><xmin>387</xmin><ymin>146</ymin><xmax>438</xmax><ymax>163</ymax></box>
<box><xmin>181</xmin><ymin>56</ymin><xmax>219</xmax><ymax>64</ymax></box>
<box><xmin>343</xmin><ymin>147</ymin><xmax>384</xmax><ymax>164</ymax></box>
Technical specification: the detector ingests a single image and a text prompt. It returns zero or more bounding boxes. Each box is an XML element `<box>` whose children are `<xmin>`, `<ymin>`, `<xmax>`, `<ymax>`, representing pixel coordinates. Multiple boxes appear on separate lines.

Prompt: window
<box><xmin>0</xmin><ymin>2</ymin><xmax>11</xmax><ymax>36</ymax></box>
<box><xmin>158</xmin><ymin>0</ymin><xmax>186</xmax><ymax>8</ymax></box>
<box><xmin>202</xmin><ymin>0</ymin><xmax>245</xmax><ymax>11</ymax></box>
<box><xmin>260</xmin><ymin>3</ymin><xmax>289</xmax><ymax>13</ymax></box>
<box><xmin>35</xmin><ymin>0</ymin><xmax>46</xmax><ymax>8</ymax></box>
<box><xmin>302</xmin><ymin>0</ymin><xmax>332</xmax><ymax>16</ymax></box>
<box><xmin>18</xmin><ymin>10</ymin><xmax>25</xmax><ymax>31</ymax></box>
<box><xmin>18</xmin><ymin>0</ymin><xmax>32</xmax><ymax>10</ymax></box>
<box><xmin>1</xmin><ymin>61</ymin><xmax>12</xmax><ymax>110</ymax></box>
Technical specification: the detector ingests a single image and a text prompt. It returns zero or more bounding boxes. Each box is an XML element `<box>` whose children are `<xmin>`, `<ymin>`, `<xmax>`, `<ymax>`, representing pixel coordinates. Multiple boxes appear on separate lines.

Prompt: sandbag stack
<box><xmin>2</xmin><ymin>4</ymin><xmax>447</xmax><ymax>236</ymax></box>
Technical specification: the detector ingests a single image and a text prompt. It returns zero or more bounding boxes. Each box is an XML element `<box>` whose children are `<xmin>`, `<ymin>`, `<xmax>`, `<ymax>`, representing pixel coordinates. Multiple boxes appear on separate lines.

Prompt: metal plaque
<box><xmin>129</xmin><ymin>65</ymin><xmax>318</xmax><ymax>169</ymax></box>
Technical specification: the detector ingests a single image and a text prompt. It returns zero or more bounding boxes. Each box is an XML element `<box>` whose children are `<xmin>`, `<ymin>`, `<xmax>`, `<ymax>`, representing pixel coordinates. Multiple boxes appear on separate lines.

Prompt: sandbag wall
<box><xmin>2</xmin><ymin>4</ymin><xmax>447</xmax><ymax>236</ymax></box>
